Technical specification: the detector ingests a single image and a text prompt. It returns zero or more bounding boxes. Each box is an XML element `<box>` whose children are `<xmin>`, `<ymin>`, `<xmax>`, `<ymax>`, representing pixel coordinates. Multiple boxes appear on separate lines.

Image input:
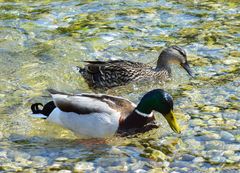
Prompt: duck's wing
<box><xmin>84</xmin><ymin>60</ymin><xmax>149</xmax><ymax>73</ymax></box>
<box><xmin>48</xmin><ymin>89</ymin><xmax>135</xmax><ymax>116</ymax></box>
<box><xmin>48</xmin><ymin>89</ymin><xmax>115</xmax><ymax>115</ymax></box>
<box><xmin>81</xmin><ymin>93</ymin><xmax>136</xmax><ymax>116</ymax></box>
<box><xmin>79</xmin><ymin>60</ymin><xmax>151</xmax><ymax>88</ymax></box>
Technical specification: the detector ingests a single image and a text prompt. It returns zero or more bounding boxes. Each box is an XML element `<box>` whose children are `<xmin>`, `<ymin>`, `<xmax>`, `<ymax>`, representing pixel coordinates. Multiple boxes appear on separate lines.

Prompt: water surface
<box><xmin>0</xmin><ymin>0</ymin><xmax>239</xmax><ymax>172</ymax></box>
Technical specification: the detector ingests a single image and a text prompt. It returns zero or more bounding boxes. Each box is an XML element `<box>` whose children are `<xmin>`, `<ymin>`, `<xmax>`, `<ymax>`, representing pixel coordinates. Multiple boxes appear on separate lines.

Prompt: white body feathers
<box><xmin>47</xmin><ymin>108</ymin><xmax>121</xmax><ymax>138</ymax></box>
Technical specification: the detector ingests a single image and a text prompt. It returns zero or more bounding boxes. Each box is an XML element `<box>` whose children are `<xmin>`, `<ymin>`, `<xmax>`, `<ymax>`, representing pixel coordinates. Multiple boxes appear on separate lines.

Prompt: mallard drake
<box><xmin>77</xmin><ymin>45</ymin><xmax>193</xmax><ymax>89</ymax></box>
<box><xmin>31</xmin><ymin>89</ymin><xmax>181</xmax><ymax>138</ymax></box>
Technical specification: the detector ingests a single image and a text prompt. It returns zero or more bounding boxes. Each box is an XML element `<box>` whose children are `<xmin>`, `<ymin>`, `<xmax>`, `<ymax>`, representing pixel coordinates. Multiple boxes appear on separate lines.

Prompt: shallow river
<box><xmin>0</xmin><ymin>0</ymin><xmax>239</xmax><ymax>172</ymax></box>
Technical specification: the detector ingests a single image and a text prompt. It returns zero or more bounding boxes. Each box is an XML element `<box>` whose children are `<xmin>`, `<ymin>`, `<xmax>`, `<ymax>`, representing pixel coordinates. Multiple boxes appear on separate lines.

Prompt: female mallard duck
<box><xmin>31</xmin><ymin>89</ymin><xmax>181</xmax><ymax>138</ymax></box>
<box><xmin>77</xmin><ymin>45</ymin><xmax>193</xmax><ymax>89</ymax></box>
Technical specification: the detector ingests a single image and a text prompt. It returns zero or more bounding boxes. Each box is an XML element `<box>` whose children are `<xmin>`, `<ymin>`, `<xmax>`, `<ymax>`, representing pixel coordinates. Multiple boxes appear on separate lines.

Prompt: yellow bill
<box><xmin>165</xmin><ymin>110</ymin><xmax>181</xmax><ymax>134</ymax></box>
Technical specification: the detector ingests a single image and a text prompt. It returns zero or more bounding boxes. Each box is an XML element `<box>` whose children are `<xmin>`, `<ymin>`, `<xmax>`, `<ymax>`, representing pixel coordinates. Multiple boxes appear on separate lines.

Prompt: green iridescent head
<box><xmin>136</xmin><ymin>89</ymin><xmax>181</xmax><ymax>134</ymax></box>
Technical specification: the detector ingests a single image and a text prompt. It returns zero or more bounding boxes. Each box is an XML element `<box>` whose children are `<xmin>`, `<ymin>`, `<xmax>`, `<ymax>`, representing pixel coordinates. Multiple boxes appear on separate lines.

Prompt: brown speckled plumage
<box><xmin>77</xmin><ymin>45</ymin><xmax>193</xmax><ymax>89</ymax></box>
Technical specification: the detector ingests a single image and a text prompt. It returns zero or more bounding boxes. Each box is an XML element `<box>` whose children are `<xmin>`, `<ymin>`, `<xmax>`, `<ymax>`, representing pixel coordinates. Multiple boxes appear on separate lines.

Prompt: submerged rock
<box><xmin>208</xmin><ymin>156</ymin><xmax>226</xmax><ymax>164</ymax></box>
<box><xmin>205</xmin><ymin>141</ymin><xmax>225</xmax><ymax>150</ymax></box>
<box><xmin>181</xmin><ymin>154</ymin><xmax>195</xmax><ymax>162</ymax></box>
<box><xmin>223</xmin><ymin>150</ymin><xmax>235</xmax><ymax>157</ymax></box>
<box><xmin>47</xmin><ymin>162</ymin><xmax>62</xmax><ymax>171</ymax></box>
<box><xmin>220</xmin><ymin>131</ymin><xmax>235</xmax><ymax>142</ymax></box>
<box><xmin>228</xmin><ymin>155</ymin><xmax>240</xmax><ymax>162</ymax></box>
<box><xmin>193</xmin><ymin>157</ymin><xmax>205</xmax><ymax>163</ymax></box>
<box><xmin>225</xmin><ymin>144</ymin><xmax>240</xmax><ymax>151</ymax></box>
<box><xmin>201</xmin><ymin>131</ymin><xmax>221</xmax><ymax>140</ymax></box>
<box><xmin>0</xmin><ymin>163</ymin><xmax>23</xmax><ymax>172</ymax></box>
<box><xmin>55</xmin><ymin>157</ymin><xmax>69</xmax><ymax>162</ymax></box>
<box><xmin>185</xmin><ymin>139</ymin><xmax>204</xmax><ymax>150</ymax></box>
<box><xmin>141</xmin><ymin>147</ymin><xmax>167</xmax><ymax>162</ymax></box>
<box><xmin>201</xmin><ymin>106</ymin><xmax>220</xmax><ymax>113</ymax></box>
<box><xmin>73</xmin><ymin>162</ymin><xmax>94</xmax><ymax>172</ymax></box>
<box><xmin>58</xmin><ymin>170</ymin><xmax>72</xmax><ymax>173</ymax></box>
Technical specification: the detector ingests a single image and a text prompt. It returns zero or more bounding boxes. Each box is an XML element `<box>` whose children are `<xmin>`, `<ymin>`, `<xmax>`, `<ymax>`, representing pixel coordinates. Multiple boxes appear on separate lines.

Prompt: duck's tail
<box><xmin>31</xmin><ymin>101</ymin><xmax>56</xmax><ymax>119</ymax></box>
<box><xmin>76</xmin><ymin>66</ymin><xmax>85</xmax><ymax>74</ymax></box>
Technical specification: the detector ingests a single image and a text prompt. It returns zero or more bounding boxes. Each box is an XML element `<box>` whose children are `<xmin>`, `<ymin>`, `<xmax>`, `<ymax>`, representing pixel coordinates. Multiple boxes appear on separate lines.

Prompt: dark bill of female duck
<box><xmin>180</xmin><ymin>62</ymin><xmax>194</xmax><ymax>77</ymax></box>
<box><xmin>30</xmin><ymin>89</ymin><xmax>181</xmax><ymax>139</ymax></box>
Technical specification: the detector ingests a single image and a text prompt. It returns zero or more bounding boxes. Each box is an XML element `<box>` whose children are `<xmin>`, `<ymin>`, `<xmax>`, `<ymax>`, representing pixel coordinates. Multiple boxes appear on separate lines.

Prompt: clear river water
<box><xmin>0</xmin><ymin>0</ymin><xmax>239</xmax><ymax>172</ymax></box>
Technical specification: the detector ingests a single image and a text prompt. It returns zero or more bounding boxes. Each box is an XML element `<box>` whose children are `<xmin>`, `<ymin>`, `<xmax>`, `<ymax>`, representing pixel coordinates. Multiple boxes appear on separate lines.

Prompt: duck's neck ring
<box><xmin>134</xmin><ymin>109</ymin><xmax>153</xmax><ymax>117</ymax></box>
